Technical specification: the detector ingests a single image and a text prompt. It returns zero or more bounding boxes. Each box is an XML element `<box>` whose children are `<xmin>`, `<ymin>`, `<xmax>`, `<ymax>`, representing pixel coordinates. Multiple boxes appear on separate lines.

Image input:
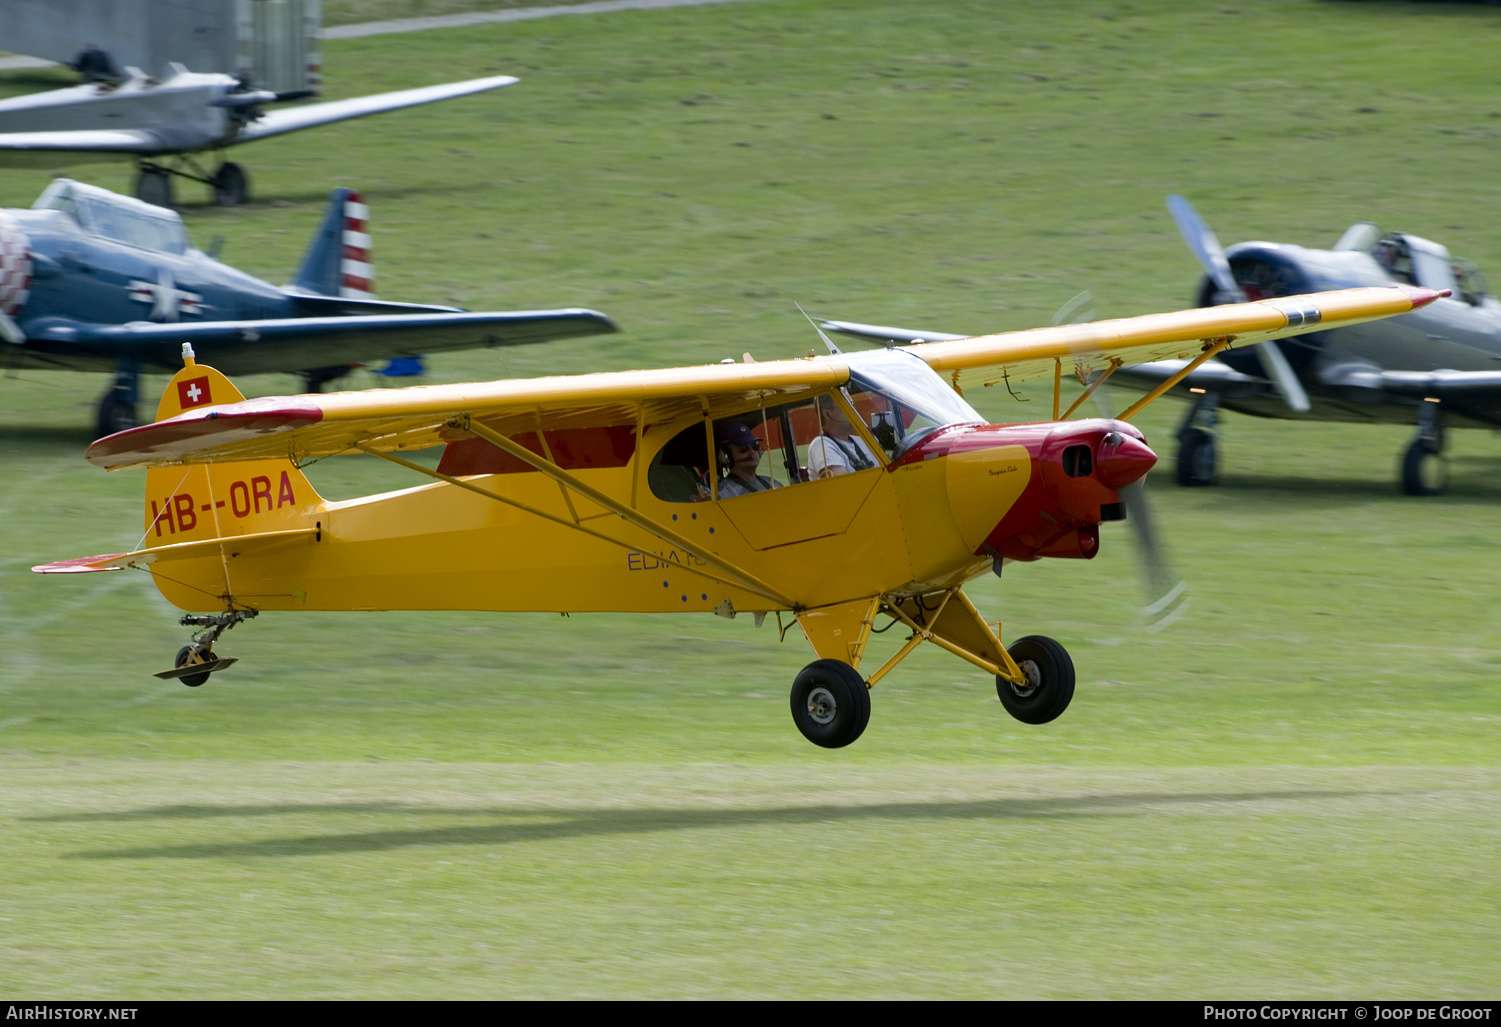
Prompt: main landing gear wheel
<box><xmin>997</xmin><ymin>635</ymin><xmax>1075</xmax><ymax>725</ymax></box>
<box><xmin>134</xmin><ymin>167</ymin><xmax>174</xmax><ymax>209</ymax></box>
<box><xmin>212</xmin><ymin>163</ymin><xmax>248</xmax><ymax>207</ymax></box>
<box><xmin>1400</xmin><ymin>439</ymin><xmax>1447</xmax><ymax>496</ymax></box>
<box><xmin>95</xmin><ymin>389</ymin><xmax>138</xmax><ymax>438</ymax></box>
<box><xmin>790</xmin><ymin>659</ymin><xmax>871</xmax><ymax>748</ymax></box>
<box><xmin>1177</xmin><ymin>429</ymin><xmax>1217</xmax><ymax>487</ymax></box>
<box><xmin>173</xmin><ymin>646</ymin><xmax>215</xmax><ymax>688</ymax></box>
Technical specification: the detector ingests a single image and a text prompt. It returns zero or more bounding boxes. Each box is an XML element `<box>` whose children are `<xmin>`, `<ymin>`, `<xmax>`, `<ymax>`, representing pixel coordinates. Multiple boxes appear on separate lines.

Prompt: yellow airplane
<box><xmin>36</xmin><ymin>285</ymin><xmax>1442</xmax><ymax>747</ymax></box>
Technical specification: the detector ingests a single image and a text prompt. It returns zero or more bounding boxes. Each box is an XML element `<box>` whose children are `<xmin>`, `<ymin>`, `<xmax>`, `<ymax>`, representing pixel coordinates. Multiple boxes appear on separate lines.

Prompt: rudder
<box><xmin>144</xmin><ymin>355</ymin><xmax>325</xmax><ymax>553</ymax></box>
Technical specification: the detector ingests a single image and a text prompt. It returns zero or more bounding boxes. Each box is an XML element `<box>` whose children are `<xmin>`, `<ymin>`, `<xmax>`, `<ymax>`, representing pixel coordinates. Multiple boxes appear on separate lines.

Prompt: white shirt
<box><xmin>807</xmin><ymin>434</ymin><xmax>879</xmax><ymax>479</ymax></box>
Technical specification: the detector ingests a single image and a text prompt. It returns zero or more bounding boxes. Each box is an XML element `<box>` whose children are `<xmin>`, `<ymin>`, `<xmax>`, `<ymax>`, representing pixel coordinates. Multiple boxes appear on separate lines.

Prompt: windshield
<box><xmin>843</xmin><ymin>348</ymin><xmax>985</xmax><ymax>458</ymax></box>
<box><xmin>35</xmin><ymin>180</ymin><xmax>190</xmax><ymax>255</ymax></box>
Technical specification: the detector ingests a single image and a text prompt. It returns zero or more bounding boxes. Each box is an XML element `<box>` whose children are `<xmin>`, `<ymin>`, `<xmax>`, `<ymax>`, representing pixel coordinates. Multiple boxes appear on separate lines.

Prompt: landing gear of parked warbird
<box><xmin>1401</xmin><ymin>400</ymin><xmax>1448</xmax><ymax>496</ymax></box>
<box><xmin>153</xmin><ymin>609</ymin><xmax>258</xmax><ymax>687</ymax></box>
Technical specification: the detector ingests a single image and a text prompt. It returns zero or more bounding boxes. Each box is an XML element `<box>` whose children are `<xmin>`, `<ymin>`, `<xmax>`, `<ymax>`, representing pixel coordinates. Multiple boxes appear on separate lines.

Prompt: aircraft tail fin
<box><xmin>286</xmin><ymin>187</ymin><xmax>374</xmax><ymax>299</ymax></box>
<box><xmin>142</xmin><ymin>355</ymin><xmax>326</xmax><ymax>566</ymax></box>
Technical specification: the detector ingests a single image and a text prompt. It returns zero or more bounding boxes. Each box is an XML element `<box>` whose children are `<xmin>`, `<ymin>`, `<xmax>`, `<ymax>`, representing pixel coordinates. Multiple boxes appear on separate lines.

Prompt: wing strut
<box><xmin>1116</xmin><ymin>338</ymin><xmax>1234</xmax><ymax>422</ymax></box>
<box><xmin>354</xmin><ymin>442</ymin><xmax>791</xmax><ymax>606</ymax></box>
<box><xmin>1061</xmin><ymin>358</ymin><xmax>1122</xmax><ymax>420</ymax></box>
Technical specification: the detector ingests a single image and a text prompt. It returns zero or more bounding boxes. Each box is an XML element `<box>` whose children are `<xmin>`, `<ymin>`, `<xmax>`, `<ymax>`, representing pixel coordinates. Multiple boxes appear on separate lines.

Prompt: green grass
<box><xmin>1</xmin><ymin>0</ymin><xmax>1499</xmax><ymax>999</ymax></box>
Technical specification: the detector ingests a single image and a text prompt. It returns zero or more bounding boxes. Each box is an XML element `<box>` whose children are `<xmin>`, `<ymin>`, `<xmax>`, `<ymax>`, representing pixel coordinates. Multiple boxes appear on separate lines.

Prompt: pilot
<box><xmin>71</xmin><ymin>45</ymin><xmax>120</xmax><ymax>85</ymax></box>
<box><xmin>716</xmin><ymin>422</ymin><xmax>779</xmax><ymax>498</ymax></box>
<box><xmin>807</xmin><ymin>394</ymin><xmax>879</xmax><ymax>478</ymax></box>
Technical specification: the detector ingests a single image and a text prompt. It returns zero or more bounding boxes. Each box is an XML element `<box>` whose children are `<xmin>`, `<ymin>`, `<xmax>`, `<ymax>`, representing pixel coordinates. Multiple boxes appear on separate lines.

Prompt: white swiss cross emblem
<box><xmin>177</xmin><ymin>375</ymin><xmax>212</xmax><ymax>409</ymax></box>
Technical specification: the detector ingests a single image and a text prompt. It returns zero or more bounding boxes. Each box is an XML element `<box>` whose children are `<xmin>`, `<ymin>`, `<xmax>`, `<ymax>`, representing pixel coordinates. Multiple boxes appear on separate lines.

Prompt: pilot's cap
<box><xmin>718</xmin><ymin>422</ymin><xmax>761</xmax><ymax>449</ymax></box>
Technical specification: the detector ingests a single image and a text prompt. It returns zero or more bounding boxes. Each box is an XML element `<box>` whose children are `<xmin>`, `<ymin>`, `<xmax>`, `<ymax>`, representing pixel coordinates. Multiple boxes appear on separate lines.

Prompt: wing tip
<box><xmin>1399</xmin><ymin>285</ymin><xmax>1450</xmax><ymax>310</ymax></box>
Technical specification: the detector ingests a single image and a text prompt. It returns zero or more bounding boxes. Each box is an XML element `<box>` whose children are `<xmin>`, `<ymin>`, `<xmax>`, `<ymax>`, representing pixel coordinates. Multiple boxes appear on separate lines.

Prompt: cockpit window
<box><xmin>1452</xmin><ymin>258</ymin><xmax>1489</xmax><ymax>307</ymax></box>
<box><xmin>843</xmin><ymin>348</ymin><xmax>986</xmax><ymax>458</ymax></box>
<box><xmin>33</xmin><ymin>180</ymin><xmax>189</xmax><ymax>255</ymax></box>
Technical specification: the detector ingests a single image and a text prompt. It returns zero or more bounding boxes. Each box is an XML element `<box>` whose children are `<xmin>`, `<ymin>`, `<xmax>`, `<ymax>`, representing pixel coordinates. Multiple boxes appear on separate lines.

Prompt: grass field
<box><xmin>2</xmin><ymin>0</ymin><xmax>1499</xmax><ymax>999</ymax></box>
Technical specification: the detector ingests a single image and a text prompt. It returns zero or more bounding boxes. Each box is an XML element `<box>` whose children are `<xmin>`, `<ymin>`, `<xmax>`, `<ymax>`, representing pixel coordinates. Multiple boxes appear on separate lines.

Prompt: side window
<box><xmin>651</xmin><ymin>395</ymin><xmax>886</xmax><ymax>503</ymax></box>
<box><xmin>648</xmin><ymin>423</ymin><xmax>710</xmax><ymax>503</ymax></box>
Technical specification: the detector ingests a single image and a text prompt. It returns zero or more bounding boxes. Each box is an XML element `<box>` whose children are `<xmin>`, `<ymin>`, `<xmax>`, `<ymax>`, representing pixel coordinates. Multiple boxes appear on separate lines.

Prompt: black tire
<box><xmin>212</xmin><ymin>162</ymin><xmax>248</xmax><ymax>207</ymax></box>
<box><xmin>135</xmin><ymin>168</ymin><xmax>173</xmax><ymax>209</ymax></box>
<box><xmin>790</xmin><ymin>659</ymin><xmax>871</xmax><ymax>748</ymax></box>
<box><xmin>1176</xmin><ymin>429</ymin><xmax>1217</xmax><ymax>487</ymax></box>
<box><xmin>1400</xmin><ymin>439</ymin><xmax>1446</xmax><ymax>496</ymax></box>
<box><xmin>997</xmin><ymin>635</ymin><xmax>1075</xmax><ymax>725</ymax></box>
<box><xmin>95</xmin><ymin>390</ymin><xmax>138</xmax><ymax>438</ymax></box>
<box><xmin>175</xmin><ymin>646</ymin><xmax>212</xmax><ymax>688</ymax></box>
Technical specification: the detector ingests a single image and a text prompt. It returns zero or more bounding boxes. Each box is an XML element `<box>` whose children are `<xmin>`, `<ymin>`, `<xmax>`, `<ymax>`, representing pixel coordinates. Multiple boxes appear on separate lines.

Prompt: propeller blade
<box><xmin>1050</xmin><ymin>289</ymin><xmax>1095</xmax><ymax>326</ymax></box>
<box><xmin>1168</xmin><ymin>197</ymin><xmax>1309</xmax><ymax>411</ymax></box>
<box><xmin>1166</xmin><ymin>194</ymin><xmax>1245</xmax><ymax>303</ymax></box>
<box><xmin>1091</xmin><ymin>389</ymin><xmax>1189</xmax><ymax>631</ymax></box>
<box><xmin>1253</xmin><ymin>339</ymin><xmax>1311</xmax><ymax>412</ymax></box>
<box><xmin>1117</xmin><ymin>480</ymin><xmax>1190</xmax><ymax>633</ymax></box>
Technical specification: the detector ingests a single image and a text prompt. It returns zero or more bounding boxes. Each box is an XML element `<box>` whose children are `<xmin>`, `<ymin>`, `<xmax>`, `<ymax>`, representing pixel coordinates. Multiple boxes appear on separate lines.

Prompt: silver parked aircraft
<box><xmin>0</xmin><ymin>65</ymin><xmax>516</xmax><ymax>206</ymax></box>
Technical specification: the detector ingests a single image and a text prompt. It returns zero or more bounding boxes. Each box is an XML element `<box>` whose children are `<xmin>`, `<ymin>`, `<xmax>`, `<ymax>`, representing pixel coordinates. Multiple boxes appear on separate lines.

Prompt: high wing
<box><xmin>838</xmin><ymin>287</ymin><xmax>1442</xmax><ymax>395</ymax></box>
<box><xmin>85</xmin><ymin>287</ymin><xmax>1442</xmax><ymax>471</ymax></box>
<box><xmin>233</xmin><ymin>76</ymin><xmax>518</xmax><ymax>145</ymax></box>
<box><xmin>18</xmin><ymin>308</ymin><xmax>617</xmax><ymax>376</ymax></box>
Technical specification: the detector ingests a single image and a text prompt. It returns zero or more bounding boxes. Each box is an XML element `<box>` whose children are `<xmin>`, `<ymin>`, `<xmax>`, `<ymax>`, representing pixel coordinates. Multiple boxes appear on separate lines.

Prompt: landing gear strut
<box><xmin>153</xmin><ymin>610</ymin><xmax>258</xmax><ymax>687</ymax></box>
<box><xmin>134</xmin><ymin>157</ymin><xmax>251</xmax><ymax>207</ymax></box>
<box><xmin>1175</xmin><ymin>393</ymin><xmax>1219</xmax><ymax>487</ymax></box>
<box><xmin>1400</xmin><ymin>401</ymin><xmax>1447</xmax><ymax>496</ymax></box>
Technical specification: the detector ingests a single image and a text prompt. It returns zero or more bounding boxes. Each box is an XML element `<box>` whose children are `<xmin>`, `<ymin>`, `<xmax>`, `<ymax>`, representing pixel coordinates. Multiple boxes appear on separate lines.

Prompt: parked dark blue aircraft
<box><xmin>0</xmin><ymin>178</ymin><xmax>617</xmax><ymax>435</ymax></box>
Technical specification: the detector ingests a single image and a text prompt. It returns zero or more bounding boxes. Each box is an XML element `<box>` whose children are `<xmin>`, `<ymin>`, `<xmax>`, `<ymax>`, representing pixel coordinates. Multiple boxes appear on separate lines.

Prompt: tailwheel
<box><xmin>152</xmin><ymin>610</ymin><xmax>257</xmax><ymax>685</ymax></box>
<box><xmin>790</xmin><ymin>659</ymin><xmax>871</xmax><ymax>748</ymax></box>
<box><xmin>156</xmin><ymin>645</ymin><xmax>238</xmax><ymax>687</ymax></box>
<box><xmin>174</xmin><ymin>646</ymin><xmax>214</xmax><ymax>688</ymax></box>
<box><xmin>997</xmin><ymin>635</ymin><xmax>1075</xmax><ymax>725</ymax></box>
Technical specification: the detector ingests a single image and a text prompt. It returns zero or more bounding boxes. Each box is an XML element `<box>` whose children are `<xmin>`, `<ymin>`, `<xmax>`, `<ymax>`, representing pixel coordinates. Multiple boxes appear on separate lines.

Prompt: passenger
<box><xmin>807</xmin><ymin>395</ymin><xmax>880</xmax><ymax>478</ymax></box>
<box><xmin>716</xmin><ymin>422</ymin><xmax>779</xmax><ymax>498</ymax></box>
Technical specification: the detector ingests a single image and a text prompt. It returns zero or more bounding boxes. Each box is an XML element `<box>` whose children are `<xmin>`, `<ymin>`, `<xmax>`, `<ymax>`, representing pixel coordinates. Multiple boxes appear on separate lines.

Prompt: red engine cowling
<box><xmin>915</xmin><ymin>418</ymin><xmax>1155</xmax><ymax>562</ymax></box>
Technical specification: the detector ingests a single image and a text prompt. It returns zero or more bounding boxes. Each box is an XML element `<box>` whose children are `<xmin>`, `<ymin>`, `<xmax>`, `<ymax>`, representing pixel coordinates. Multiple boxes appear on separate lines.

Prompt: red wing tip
<box><xmin>32</xmin><ymin>553</ymin><xmax>127</xmax><ymax>574</ymax></box>
<box><xmin>1397</xmin><ymin>285</ymin><xmax>1451</xmax><ymax>309</ymax></box>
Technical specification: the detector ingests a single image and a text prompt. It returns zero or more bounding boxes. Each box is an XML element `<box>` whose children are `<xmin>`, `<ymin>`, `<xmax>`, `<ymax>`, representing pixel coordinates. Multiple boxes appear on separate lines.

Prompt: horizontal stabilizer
<box><xmin>33</xmin><ymin>527</ymin><xmax>317</xmax><ymax>574</ymax></box>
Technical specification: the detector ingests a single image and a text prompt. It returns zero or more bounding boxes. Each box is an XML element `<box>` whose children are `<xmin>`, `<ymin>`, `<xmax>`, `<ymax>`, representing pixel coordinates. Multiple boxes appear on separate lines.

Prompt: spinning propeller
<box><xmin>1051</xmin><ymin>292</ymin><xmax>1188</xmax><ymax>632</ymax></box>
<box><xmin>1166</xmin><ymin>195</ymin><xmax>1310</xmax><ymax>412</ymax></box>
